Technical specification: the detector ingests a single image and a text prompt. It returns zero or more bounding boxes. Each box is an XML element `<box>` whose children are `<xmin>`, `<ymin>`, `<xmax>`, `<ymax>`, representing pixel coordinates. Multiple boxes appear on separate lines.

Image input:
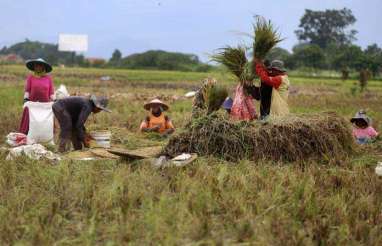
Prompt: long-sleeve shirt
<box><xmin>255</xmin><ymin>62</ymin><xmax>290</xmax><ymax>117</ymax></box>
<box><xmin>54</xmin><ymin>97</ymin><xmax>94</xmax><ymax>141</ymax></box>
<box><xmin>20</xmin><ymin>74</ymin><xmax>54</xmax><ymax>134</ymax></box>
<box><xmin>24</xmin><ymin>74</ymin><xmax>54</xmax><ymax>102</ymax></box>
<box><xmin>255</xmin><ymin>63</ymin><xmax>284</xmax><ymax>89</ymax></box>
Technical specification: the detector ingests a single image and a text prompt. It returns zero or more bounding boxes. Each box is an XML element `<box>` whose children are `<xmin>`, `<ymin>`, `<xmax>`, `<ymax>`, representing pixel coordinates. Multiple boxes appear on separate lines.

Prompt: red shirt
<box><xmin>255</xmin><ymin>63</ymin><xmax>284</xmax><ymax>89</ymax></box>
<box><xmin>25</xmin><ymin>74</ymin><xmax>54</xmax><ymax>102</ymax></box>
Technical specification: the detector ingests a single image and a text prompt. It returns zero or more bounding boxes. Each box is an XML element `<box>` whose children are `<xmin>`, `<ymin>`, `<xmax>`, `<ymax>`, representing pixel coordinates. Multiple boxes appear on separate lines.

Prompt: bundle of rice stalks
<box><xmin>206</xmin><ymin>85</ymin><xmax>228</xmax><ymax>113</ymax></box>
<box><xmin>164</xmin><ymin>112</ymin><xmax>355</xmax><ymax>162</ymax></box>
<box><xmin>253</xmin><ymin>16</ymin><xmax>283</xmax><ymax>60</ymax></box>
<box><xmin>211</xmin><ymin>46</ymin><xmax>254</xmax><ymax>85</ymax></box>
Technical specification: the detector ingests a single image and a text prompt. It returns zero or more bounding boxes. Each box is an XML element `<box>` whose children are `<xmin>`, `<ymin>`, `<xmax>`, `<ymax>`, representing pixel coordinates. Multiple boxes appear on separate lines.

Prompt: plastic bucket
<box><xmin>90</xmin><ymin>131</ymin><xmax>111</xmax><ymax>148</ymax></box>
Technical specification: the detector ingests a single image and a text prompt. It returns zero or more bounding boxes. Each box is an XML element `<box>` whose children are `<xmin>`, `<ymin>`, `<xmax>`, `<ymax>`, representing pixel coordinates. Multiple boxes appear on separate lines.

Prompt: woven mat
<box><xmin>108</xmin><ymin>146</ymin><xmax>163</xmax><ymax>159</ymax></box>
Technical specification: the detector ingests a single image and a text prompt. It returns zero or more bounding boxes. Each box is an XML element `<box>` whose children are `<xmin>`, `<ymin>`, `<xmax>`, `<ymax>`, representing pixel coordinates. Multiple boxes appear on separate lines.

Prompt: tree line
<box><xmin>0</xmin><ymin>40</ymin><xmax>211</xmax><ymax>72</ymax></box>
<box><xmin>0</xmin><ymin>8</ymin><xmax>381</xmax><ymax>76</ymax></box>
<box><xmin>268</xmin><ymin>8</ymin><xmax>382</xmax><ymax>77</ymax></box>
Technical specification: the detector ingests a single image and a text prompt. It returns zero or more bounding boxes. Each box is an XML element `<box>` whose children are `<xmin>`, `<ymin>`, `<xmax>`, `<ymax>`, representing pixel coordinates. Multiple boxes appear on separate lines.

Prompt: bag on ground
<box><xmin>25</xmin><ymin>102</ymin><xmax>54</xmax><ymax>145</ymax></box>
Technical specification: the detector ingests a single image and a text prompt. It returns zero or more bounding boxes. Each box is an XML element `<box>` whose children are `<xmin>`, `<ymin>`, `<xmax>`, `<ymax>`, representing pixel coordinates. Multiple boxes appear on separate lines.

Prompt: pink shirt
<box><xmin>352</xmin><ymin>126</ymin><xmax>378</xmax><ymax>139</ymax></box>
<box><xmin>25</xmin><ymin>74</ymin><xmax>54</xmax><ymax>102</ymax></box>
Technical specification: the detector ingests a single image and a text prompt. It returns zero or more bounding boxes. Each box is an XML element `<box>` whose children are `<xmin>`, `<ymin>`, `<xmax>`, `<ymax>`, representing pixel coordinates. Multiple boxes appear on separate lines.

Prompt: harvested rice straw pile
<box><xmin>164</xmin><ymin>112</ymin><xmax>355</xmax><ymax>162</ymax></box>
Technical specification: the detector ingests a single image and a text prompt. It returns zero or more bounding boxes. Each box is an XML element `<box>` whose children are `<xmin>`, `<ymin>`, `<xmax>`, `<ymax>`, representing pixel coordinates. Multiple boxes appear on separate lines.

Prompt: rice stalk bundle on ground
<box><xmin>253</xmin><ymin>16</ymin><xmax>283</xmax><ymax>60</ymax></box>
<box><xmin>211</xmin><ymin>46</ymin><xmax>254</xmax><ymax>85</ymax></box>
<box><xmin>206</xmin><ymin>85</ymin><xmax>228</xmax><ymax>113</ymax></box>
<box><xmin>164</xmin><ymin>112</ymin><xmax>355</xmax><ymax>162</ymax></box>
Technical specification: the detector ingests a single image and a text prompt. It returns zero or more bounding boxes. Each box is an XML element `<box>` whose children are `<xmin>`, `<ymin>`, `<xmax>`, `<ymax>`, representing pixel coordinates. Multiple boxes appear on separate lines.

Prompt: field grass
<box><xmin>0</xmin><ymin>64</ymin><xmax>382</xmax><ymax>244</ymax></box>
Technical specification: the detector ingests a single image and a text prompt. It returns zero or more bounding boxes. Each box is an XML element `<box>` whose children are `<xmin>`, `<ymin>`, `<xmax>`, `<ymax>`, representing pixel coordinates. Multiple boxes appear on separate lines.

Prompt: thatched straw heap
<box><xmin>164</xmin><ymin>112</ymin><xmax>355</xmax><ymax>162</ymax></box>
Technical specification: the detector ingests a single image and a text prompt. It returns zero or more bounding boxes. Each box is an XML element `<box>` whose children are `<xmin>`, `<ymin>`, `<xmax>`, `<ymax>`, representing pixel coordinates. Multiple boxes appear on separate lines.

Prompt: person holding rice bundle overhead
<box><xmin>252</xmin><ymin>16</ymin><xmax>287</xmax><ymax>117</ymax></box>
<box><xmin>254</xmin><ymin>59</ymin><xmax>290</xmax><ymax>117</ymax></box>
<box><xmin>19</xmin><ymin>58</ymin><xmax>54</xmax><ymax>134</ymax></box>
<box><xmin>140</xmin><ymin>99</ymin><xmax>175</xmax><ymax>136</ymax></box>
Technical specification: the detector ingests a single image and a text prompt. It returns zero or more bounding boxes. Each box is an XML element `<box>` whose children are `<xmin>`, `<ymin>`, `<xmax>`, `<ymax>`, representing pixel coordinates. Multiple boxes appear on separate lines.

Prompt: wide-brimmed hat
<box><xmin>26</xmin><ymin>58</ymin><xmax>53</xmax><ymax>73</ymax></box>
<box><xmin>90</xmin><ymin>95</ymin><xmax>111</xmax><ymax>113</ymax></box>
<box><xmin>222</xmin><ymin>97</ymin><xmax>233</xmax><ymax>110</ymax></box>
<box><xmin>144</xmin><ymin>99</ymin><xmax>169</xmax><ymax>111</ymax></box>
<box><xmin>270</xmin><ymin>60</ymin><xmax>286</xmax><ymax>72</ymax></box>
<box><xmin>350</xmin><ymin>110</ymin><xmax>371</xmax><ymax>126</ymax></box>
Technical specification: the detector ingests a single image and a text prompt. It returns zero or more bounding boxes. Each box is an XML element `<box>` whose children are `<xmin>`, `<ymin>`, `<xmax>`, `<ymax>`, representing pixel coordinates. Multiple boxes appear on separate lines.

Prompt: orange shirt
<box><xmin>140</xmin><ymin>113</ymin><xmax>175</xmax><ymax>133</ymax></box>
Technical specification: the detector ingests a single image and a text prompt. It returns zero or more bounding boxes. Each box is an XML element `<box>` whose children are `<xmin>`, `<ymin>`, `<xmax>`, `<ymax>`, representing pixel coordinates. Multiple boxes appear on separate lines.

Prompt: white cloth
<box><xmin>24</xmin><ymin>101</ymin><xmax>54</xmax><ymax>145</ymax></box>
<box><xmin>54</xmin><ymin>84</ymin><xmax>69</xmax><ymax>100</ymax></box>
<box><xmin>6</xmin><ymin>144</ymin><xmax>61</xmax><ymax>161</ymax></box>
<box><xmin>376</xmin><ymin>162</ymin><xmax>382</xmax><ymax>176</ymax></box>
<box><xmin>271</xmin><ymin>75</ymin><xmax>290</xmax><ymax>117</ymax></box>
<box><xmin>6</xmin><ymin>132</ymin><xmax>27</xmax><ymax>147</ymax></box>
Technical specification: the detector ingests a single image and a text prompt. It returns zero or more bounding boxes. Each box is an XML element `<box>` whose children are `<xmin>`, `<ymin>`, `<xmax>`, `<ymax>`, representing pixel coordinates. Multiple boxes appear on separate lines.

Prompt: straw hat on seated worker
<box><xmin>140</xmin><ymin>99</ymin><xmax>175</xmax><ymax>135</ymax></box>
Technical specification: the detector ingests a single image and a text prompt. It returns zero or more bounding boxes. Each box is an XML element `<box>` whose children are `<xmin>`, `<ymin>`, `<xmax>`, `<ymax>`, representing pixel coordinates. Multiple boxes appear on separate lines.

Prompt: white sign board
<box><xmin>58</xmin><ymin>34</ymin><xmax>88</xmax><ymax>52</ymax></box>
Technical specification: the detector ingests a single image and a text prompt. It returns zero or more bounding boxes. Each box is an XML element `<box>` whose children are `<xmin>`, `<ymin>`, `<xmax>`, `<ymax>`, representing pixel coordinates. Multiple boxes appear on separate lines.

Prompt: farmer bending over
<box><xmin>53</xmin><ymin>95</ymin><xmax>111</xmax><ymax>152</ymax></box>
<box><xmin>140</xmin><ymin>99</ymin><xmax>175</xmax><ymax>136</ymax></box>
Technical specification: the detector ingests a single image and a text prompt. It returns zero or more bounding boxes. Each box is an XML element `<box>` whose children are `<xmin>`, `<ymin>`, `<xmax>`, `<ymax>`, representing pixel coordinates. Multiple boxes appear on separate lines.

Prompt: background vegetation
<box><xmin>1</xmin><ymin>8</ymin><xmax>381</xmax><ymax>78</ymax></box>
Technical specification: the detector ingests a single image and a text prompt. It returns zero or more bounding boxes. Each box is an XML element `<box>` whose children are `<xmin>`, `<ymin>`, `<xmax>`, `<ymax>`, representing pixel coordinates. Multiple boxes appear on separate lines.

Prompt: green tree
<box><xmin>265</xmin><ymin>47</ymin><xmax>291</xmax><ymax>62</ymax></box>
<box><xmin>109</xmin><ymin>49</ymin><xmax>122</xmax><ymax>66</ymax></box>
<box><xmin>362</xmin><ymin>44</ymin><xmax>382</xmax><ymax>76</ymax></box>
<box><xmin>290</xmin><ymin>44</ymin><xmax>326</xmax><ymax>69</ymax></box>
<box><xmin>295</xmin><ymin>8</ymin><xmax>357</xmax><ymax>49</ymax></box>
<box><xmin>331</xmin><ymin>44</ymin><xmax>364</xmax><ymax>70</ymax></box>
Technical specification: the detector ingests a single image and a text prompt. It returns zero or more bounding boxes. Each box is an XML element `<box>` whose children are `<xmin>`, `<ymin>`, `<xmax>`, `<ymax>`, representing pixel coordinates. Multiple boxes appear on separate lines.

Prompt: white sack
<box><xmin>25</xmin><ymin>102</ymin><xmax>54</xmax><ymax>145</ymax></box>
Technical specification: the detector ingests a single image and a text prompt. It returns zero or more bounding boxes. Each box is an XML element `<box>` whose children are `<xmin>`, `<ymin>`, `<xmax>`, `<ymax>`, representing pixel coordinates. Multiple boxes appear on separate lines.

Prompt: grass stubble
<box><xmin>0</xmin><ymin>65</ymin><xmax>381</xmax><ymax>244</ymax></box>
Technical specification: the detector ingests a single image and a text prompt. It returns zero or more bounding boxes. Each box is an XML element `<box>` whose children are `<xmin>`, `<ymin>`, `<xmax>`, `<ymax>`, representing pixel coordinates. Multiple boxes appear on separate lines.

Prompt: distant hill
<box><xmin>0</xmin><ymin>40</ymin><xmax>85</xmax><ymax>66</ymax></box>
<box><xmin>118</xmin><ymin>50</ymin><xmax>212</xmax><ymax>72</ymax></box>
<box><xmin>0</xmin><ymin>41</ymin><xmax>213</xmax><ymax>72</ymax></box>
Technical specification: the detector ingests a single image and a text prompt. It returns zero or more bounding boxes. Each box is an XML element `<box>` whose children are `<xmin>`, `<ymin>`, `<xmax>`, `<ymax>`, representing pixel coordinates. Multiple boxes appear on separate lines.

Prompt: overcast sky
<box><xmin>1</xmin><ymin>0</ymin><xmax>381</xmax><ymax>61</ymax></box>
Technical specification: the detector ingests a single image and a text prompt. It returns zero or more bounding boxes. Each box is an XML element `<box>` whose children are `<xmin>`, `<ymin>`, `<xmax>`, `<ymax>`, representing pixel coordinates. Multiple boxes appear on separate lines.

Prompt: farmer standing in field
<box><xmin>254</xmin><ymin>59</ymin><xmax>290</xmax><ymax>117</ymax></box>
<box><xmin>140</xmin><ymin>99</ymin><xmax>175</xmax><ymax>136</ymax></box>
<box><xmin>19</xmin><ymin>58</ymin><xmax>54</xmax><ymax>134</ymax></box>
<box><xmin>245</xmin><ymin>60</ymin><xmax>273</xmax><ymax>120</ymax></box>
<box><xmin>52</xmin><ymin>95</ymin><xmax>111</xmax><ymax>152</ymax></box>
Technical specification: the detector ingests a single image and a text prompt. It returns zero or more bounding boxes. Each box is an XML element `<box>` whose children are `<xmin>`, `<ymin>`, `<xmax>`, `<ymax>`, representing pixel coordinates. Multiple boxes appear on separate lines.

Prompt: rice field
<box><xmin>0</xmin><ymin>64</ymin><xmax>382</xmax><ymax>245</ymax></box>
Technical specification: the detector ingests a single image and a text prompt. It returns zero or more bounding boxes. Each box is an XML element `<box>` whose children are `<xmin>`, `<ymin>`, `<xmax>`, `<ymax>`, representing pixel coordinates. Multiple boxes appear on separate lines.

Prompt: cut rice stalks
<box><xmin>253</xmin><ymin>16</ymin><xmax>284</xmax><ymax>60</ymax></box>
<box><xmin>211</xmin><ymin>46</ymin><xmax>254</xmax><ymax>86</ymax></box>
<box><xmin>164</xmin><ymin>112</ymin><xmax>355</xmax><ymax>163</ymax></box>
